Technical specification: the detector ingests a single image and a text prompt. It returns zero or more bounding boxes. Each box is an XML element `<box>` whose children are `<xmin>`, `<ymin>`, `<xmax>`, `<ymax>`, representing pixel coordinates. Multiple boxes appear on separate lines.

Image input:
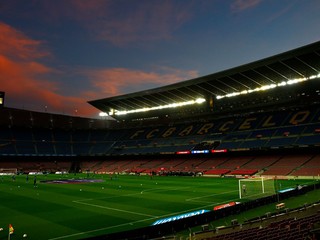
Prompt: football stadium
<box><xmin>1</xmin><ymin>41</ymin><xmax>320</xmax><ymax>240</ymax></box>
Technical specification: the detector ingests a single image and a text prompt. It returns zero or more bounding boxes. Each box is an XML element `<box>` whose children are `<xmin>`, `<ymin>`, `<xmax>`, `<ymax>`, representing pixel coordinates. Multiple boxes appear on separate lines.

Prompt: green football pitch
<box><xmin>0</xmin><ymin>173</ymin><xmax>317</xmax><ymax>239</ymax></box>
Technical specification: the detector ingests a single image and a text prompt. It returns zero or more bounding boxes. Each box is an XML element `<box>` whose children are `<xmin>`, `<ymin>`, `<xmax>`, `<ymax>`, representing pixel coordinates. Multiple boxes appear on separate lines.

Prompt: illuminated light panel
<box><xmin>191</xmin><ymin>150</ymin><xmax>209</xmax><ymax>154</ymax></box>
<box><xmin>114</xmin><ymin>97</ymin><xmax>205</xmax><ymax>116</ymax></box>
<box><xmin>99</xmin><ymin>112</ymin><xmax>108</xmax><ymax>117</ymax></box>
<box><xmin>278</xmin><ymin>187</ymin><xmax>295</xmax><ymax>193</ymax></box>
<box><xmin>213</xmin><ymin>201</ymin><xmax>240</xmax><ymax>211</ymax></box>
<box><xmin>152</xmin><ymin>209</ymin><xmax>210</xmax><ymax>225</ymax></box>
<box><xmin>211</xmin><ymin>149</ymin><xmax>227</xmax><ymax>153</ymax></box>
<box><xmin>176</xmin><ymin>151</ymin><xmax>191</xmax><ymax>154</ymax></box>
<box><xmin>216</xmin><ymin>74</ymin><xmax>320</xmax><ymax>100</ymax></box>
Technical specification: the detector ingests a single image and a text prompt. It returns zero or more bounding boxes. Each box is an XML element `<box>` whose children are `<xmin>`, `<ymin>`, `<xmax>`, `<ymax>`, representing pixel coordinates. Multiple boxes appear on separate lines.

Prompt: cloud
<box><xmin>84</xmin><ymin>67</ymin><xmax>198</xmax><ymax>97</ymax></box>
<box><xmin>0</xmin><ymin>22</ymin><xmax>98</xmax><ymax>117</ymax></box>
<box><xmin>33</xmin><ymin>0</ymin><xmax>194</xmax><ymax>46</ymax></box>
<box><xmin>93</xmin><ymin>1</ymin><xmax>193</xmax><ymax>46</ymax></box>
<box><xmin>0</xmin><ymin>53</ymin><xmax>97</xmax><ymax>117</ymax></box>
<box><xmin>231</xmin><ymin>0</ymin><xmax>262</xmax><ymax>12</ymax></box>
<box><xmin>265</xmin><ymin>2</ymin><xmax>297</xmax><ymax>23</ymax></box>
<box><xmin>0</xmin><ymin>21</ymin><xmax>197</xmax><ymax>117</ymax></box>
<box><xmin>0</xmin><ymin>22</ymin><xmax>50</xmax><ymax>60</ymax></box>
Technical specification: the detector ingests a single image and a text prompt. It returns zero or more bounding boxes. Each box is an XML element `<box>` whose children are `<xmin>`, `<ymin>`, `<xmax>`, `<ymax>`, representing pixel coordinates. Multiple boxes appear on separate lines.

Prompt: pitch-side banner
<box><xmin>213</xmin><ymin>201</ymin><xmax>241</xmax><ymax>211</ymax></box>
<box><xmin>152</xmin><ymin>209</ymin><xmax>210</xmax><ymax>225</ymax></box>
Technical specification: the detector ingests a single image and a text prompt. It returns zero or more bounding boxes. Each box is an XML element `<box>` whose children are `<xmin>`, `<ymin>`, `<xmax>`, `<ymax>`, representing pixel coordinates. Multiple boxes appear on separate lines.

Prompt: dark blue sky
<box><xmin>0</xmin><ymin>0</ymin><xmax>319</xmax><ymax>117</ymax></box>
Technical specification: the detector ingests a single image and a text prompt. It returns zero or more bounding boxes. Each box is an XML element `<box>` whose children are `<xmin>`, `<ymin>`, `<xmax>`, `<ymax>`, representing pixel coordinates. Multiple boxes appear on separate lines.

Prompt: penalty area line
<box><xmin>48</xmin><ymin>202</ymin><xmax>216</xmax><ymax>240</ymax></box>
<box><xmin>47</xmin><ymin>216</ymin><xmax>156</xmax><ymax>240</ymax></box>
<box><xmin>49</xmin><ymin>198</ymin><xmax>238</xmax><ymax>240</ymax></box>
<box><xmin>185</xmin><ymin>190</ymin><xmax>238</xmax><ymax>202</ymax></box>
<box><xmin>72</xmin><ymin>200</ymin><xmax>156</xmax><ymax>218</ymax></box>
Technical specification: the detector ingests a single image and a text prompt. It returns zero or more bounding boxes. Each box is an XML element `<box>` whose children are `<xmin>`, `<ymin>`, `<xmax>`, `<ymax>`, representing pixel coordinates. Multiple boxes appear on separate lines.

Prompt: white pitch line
<box><xmin>72</xmin><ymin>185</ymin><xmax>193</xmax><ymax>203</ymax></box>
<box><xmin>48</xmin><ymin>196</ymin><xmax>242</xmax><ymax>240</ymax></box>
<box><xmin>72</xmin><ymin>200</ymin><xmax>157</xmax><ymax>217</ymax></box>
<box><xmin>47</xmin><ymin>216</ymin><xmax>156</xmax><ymax>240</ymax></box>
<box><xmin>185</xmin><ymin>189</ymin><xmax>238</xmax><ymax>202</ymax></box>
<box><xmin>48</xmin><ymin>205</ymin><xmax>208</xmax><ymax>240</ymax></box>
<box><xmin>49</xmin><ymin>182</ymin><xmax>239</xmax><ymax>240</ymax></box>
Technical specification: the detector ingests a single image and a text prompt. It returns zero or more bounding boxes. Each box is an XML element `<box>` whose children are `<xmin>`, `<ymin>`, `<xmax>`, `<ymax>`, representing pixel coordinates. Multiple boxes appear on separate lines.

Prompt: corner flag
<box><xmin>8</xmin><ymin>224</ymin><xmax>14</xmax><ymax>240</ymax></box>
<box><xmin>9</xmin><ymin>224</ymin><xmax>14</xmax><ymax>234</ymax></box>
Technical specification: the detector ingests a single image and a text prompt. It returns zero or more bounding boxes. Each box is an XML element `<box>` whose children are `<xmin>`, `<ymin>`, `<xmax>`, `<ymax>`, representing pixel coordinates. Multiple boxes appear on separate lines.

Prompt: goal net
<box><xmin>239</xmin><ymin>177</ymin><xmax>275</xmax><ymax>199</ymax></box>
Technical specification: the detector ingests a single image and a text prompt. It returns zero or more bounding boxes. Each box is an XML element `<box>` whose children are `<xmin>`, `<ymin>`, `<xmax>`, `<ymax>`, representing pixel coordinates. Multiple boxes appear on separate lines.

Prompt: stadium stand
<box><xmin>1</xmin><ymin>105</ymin><xmax>320</xmax><ymax>177</ymax></box>
<box><xmin>1</xmin><ymin>103</ymin><xmax>320</xmax><ymax>158</ymax></box>
<box><xmin>292</xmin><ymin>154</ymin><xmax>320</xmax><ymax>176</ymax></box>
<box><xmin>196</xmin><ymin>202</ymin><xmax>320</xmax><ymax>240</ymax></box>
<box><xmin>262</xmin><ymin>154</ymin><xmax>314</xmax><ymax>176</ymax></box>
<box><xmin>1</xmin><ymin>41</ymin><xmax>320</xmax><ymax>239</ymax></box>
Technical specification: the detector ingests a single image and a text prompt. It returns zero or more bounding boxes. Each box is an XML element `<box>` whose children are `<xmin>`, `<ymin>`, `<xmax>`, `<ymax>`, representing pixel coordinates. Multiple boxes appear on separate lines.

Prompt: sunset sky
<box><xmin>1</xmin><ymin>0</ymin><xmax>319</xmax><ymax>118</ymax></box>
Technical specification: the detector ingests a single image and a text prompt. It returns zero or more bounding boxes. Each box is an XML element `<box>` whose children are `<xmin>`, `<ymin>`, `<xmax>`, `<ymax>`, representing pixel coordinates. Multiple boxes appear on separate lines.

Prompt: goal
<box><xmin>239</xmin><ymin>177</ymin><xmax>275</xmax><ymax>199</ymax></box>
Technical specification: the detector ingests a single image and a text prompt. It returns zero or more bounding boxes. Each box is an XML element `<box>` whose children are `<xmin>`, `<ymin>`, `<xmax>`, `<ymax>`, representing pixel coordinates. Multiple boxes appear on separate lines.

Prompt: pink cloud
<box><xmin>231</xmin><ymin>0</ymin><xmax>262</xmax><ymax>12</ymax></box>
<box><xmin>0</xmin><ymin>21</ymin><xmax>197</xmax><ymax>118</ymax></box>
<box><xmin>84</xmin><ymin>67</ymin><xmax>198</xmax><ymax>97</ymax></box>
<box><xmin>0</xmin><ymin>22</ymin><xmax>98</xmax><ymax>117</ymax></box>
<box><xmin>0</xmin><ymin>22</ymin><xmax>50</xmax><ymax>60</ymax></box>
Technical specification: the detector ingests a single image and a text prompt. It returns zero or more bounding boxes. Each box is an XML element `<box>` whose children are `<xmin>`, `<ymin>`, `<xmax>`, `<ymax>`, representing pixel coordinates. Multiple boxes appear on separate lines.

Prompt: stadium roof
<box><xmin>88</xmin><ymin>41</ymin><xmax>320</xmax><ymax>118</ymax></box>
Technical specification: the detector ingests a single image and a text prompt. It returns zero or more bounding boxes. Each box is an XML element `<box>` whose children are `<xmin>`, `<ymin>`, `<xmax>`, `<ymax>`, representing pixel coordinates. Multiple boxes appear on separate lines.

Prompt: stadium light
<box><xmin>216</xmin><ymin>74</ymin><xmax>320</xmax><ymax>100</ymax></box>
<box><xmin>99</xmin><ymin>112</ymin><xmax>108</xmax><ymax>117</ymax></box>
<box><xmin>113</xmin><ymin>97</ymin><xmax>206</xmax><ymax>116</ymax></box>
<box><xmin>195</xmin><ymin>98</ymin><xmax>206</xmax><ymax>104</ymax></box>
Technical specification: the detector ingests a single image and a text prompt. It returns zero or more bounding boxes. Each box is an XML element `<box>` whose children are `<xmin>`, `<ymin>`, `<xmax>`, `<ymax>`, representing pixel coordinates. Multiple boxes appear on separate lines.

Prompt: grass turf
<box><xmin>0</xmin><ymin>174</ymin><xmax>317</xmax><ymax>239</ymax></box>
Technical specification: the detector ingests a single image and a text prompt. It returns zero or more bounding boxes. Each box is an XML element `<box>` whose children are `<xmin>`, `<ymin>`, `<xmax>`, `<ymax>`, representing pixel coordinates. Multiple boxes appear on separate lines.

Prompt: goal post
<box><xmin>239</xmin><ymin>177</ymin><xmax>275</xmax><ymax>199</ymax></box>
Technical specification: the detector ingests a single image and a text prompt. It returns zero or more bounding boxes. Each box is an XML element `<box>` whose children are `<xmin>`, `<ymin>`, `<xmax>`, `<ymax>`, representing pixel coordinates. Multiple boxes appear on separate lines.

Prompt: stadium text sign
<box><xmin>278</xmin><ymin>187</ymin><xmax>296</xmax><ymax>193</ymax></box>
<box><xmin>213</xmin><ymin>201</ymin><xmax>239</xmax><ymax>211</ymax></box>
<box><xmin>151</xmin><ymin>209</ymin><xmax>210</xmax><ymax>225</ymax></box>
<box><xmin>129</xmin><ymin>110</ymin><xmax>311</xmax><ymax>140</ymax></box>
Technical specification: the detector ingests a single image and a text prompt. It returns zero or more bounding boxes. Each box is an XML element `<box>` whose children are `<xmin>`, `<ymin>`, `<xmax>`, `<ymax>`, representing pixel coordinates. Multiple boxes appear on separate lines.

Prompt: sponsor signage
<box><xmin>213</xmin><ymin>201</ymin><xmax>240</xmax><ymax>211</ymax></box>
<box><xmin>191</xmin><ymin>150</ymin><xmax>209</xmax><ymax>154</ymax></box>
<box><xmin>278</xmin><ymin>187</ymin><xmax>295</xmax><ymax>193</ymax></box>
<box><xmin>211</xmin><ymin>149</ymin><xmax>227</xmax><ymax>153</ymax></box>
<box><xmin>176</xmin><ymin>151</ymin><xmax>191</xmax><ymax>154</ymax></box>
<box><xmin>152</xmin><ymin>209</ymin><xmax>210</xmax><ymax>225</ymax></box>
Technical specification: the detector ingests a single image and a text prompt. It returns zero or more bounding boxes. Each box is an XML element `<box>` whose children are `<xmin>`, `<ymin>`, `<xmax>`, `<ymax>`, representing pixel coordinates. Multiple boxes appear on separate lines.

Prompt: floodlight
<box><xmin>277</xmin><ymin>81</ymin><xmax>287</xmax><ymax>86</ymax></box>
<box><xmin>195</xmin><ymin>98</ymin><xmax>206</xmax><ymax>104</ymax></box>
<box><xmin>99</xmin><ymin>112</ymin><xmax>108</xmax><ymax>117</ymax></box>
<box><xmin>215</xmin><ymin>73</ymin><xmax>319</xmax><ymax>101</ymax></box>
<box><xmin>113</xmin><ymin>98</ymin><xmax>206</xmax><ymax>116</ymax></box>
